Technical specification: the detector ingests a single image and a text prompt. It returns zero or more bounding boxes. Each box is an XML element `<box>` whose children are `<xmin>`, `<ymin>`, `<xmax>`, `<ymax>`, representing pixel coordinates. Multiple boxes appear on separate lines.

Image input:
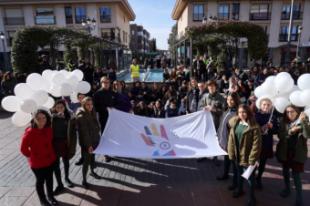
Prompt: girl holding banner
<box><xmin>228</xmin><ymin>104</ymin><xmax>262</xmax><ymax>206</ymax></box>
<box><xmin>276</xmin><ymin>105</ymin><xmax>310</xmax><ymax>206</ymax></box>
<box><xmin>76</xmin><ymin>97</ymin><xmax>101</xmax><ymax>188</ymax></box>
<box><xmin>217</xmin><ymin>92</ymin><xmax>240</xmax><ymax>188</ymax></box>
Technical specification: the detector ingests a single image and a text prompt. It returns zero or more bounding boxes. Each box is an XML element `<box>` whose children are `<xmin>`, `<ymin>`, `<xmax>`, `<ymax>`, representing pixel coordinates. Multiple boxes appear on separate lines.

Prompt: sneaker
<box><xmin>75</xmin><ymin>158</ymin><xmax>83</xmax><ymax>166</ymax></box>
<box><xmin>53</xmin><ymin>185</ymin><xmax>64</xmax><ymax>196</ymax></box>
<box><xmin>280</xmin><ymin>189</ymin><xmax>291</xmax><ymax>198</ymax></box>
<box><xmin>65</xmin><ymin>178</ymin><xmax>74</xmax><ymax>188</ymax></box>
<box><xmin>90</xmin><ymin>172</ymin><xmax>101</xmax><ymax>179</ymax></box>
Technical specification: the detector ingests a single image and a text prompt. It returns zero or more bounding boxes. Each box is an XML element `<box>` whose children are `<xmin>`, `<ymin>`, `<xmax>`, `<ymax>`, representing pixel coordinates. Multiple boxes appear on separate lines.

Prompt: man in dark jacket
<box><xmin>93</xmin><ymin>76</ymin><xmax>116</xmax><ymax>162</ymax></box>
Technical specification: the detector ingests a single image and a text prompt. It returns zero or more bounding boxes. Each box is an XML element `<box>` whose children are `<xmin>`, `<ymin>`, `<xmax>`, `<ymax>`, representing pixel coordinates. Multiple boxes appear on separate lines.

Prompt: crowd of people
<box><xmin>0</xmin><ymin>56</ymin><xmax>308</xmax><ymax>206</ymax></box>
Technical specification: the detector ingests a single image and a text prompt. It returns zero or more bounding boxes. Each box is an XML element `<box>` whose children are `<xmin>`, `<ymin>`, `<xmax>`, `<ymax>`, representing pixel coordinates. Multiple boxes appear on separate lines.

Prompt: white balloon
<box><xmin>261</xmin><ymin>82</ymin><xmax>277</xmax><ymax>97</ymax></box>
<box><xmin>42</xmin><ymin>69</ymin><xmax>53</xmax><ymax>80</ymax></box>
<box><xmin>59</xmin><ymin>70</ymin><xmax>70</xmax><ymax>78</ymax></box>
<box><xmin>275</xmin><ymin>73</ymin><xmax>294</xmax><ymax>95</ymax></box>
<box><xmin>265</xmin><ymin>75</ymin><xmax>276</xmax><ymax>84</ymax></box>
<box><xmin>301</xmin><ymin>89</ymin><xmax>310</xmax><ymax>106</ymax></box>
<box><xmin>49</xmin><ymin>85</ymin><xmax>62</xmax><ymax>97</ymax></box>
<box><xmin>289</xmin><ymin>91</ymin><xmax>305</xmax><ymax>107</ymax></box>
<box><xmin>67</xmin><ymin>75</ymin><xmax>79</xmax><ymax>88</ymax></box>
<box><xmin>70</xmin><ymin>92</ymin><xmax>79</xmax><ymax>103</ymax></box>
<box><xmin>1</xmin><ymin>96</ymin><xmax>22</xmax><ymax>112</ymax></box>
<box><xmin>75</xmin><ymin>81</ymin><xmax>91</xmax><ymax>94</ymax></box>
<box><xmin>52</xmin><ymin>72</ymin><xmax>66</xmax><ymax>85</ymax></box>
<box><xmin>20</xmin><ymin>99</ymin><xmax>37</xmax><ymax>113</ymax></box>
<box><xmin>72</xmin><ymin>69</ymin><xmax>84</xmax><ymax>81</ymax></box>
<box><xmin>297</xmin><ymin>73</ymin><xmax>310</xmax><ymax>90</ymax></box>
<box><xmin>14</xmin><ymin>83</ymin><xmax>34</xmax><ymax>99</ymax></box>
<box><xmin>43</xmin><ymin>97</ymin><xmax>55</xmax><ymax>109</ymax></box>
<box><xmin>26</xmin><ymin>73</ymin><xmax>48</xmax><ymax>91</ymax></box>
<box><xmin>31</xmin><ymin>90</ymin><xmax>49</xmax><ymax>106</ymax></box>
<box><xmin>254</xmin><ymin>86</ymin><xmax>264</xmax><ymax>98</ymax></box>
<box><xmin>60</xmin><ymin>83</ymin><xmax>73</xmax><ymax>96</ymax></box>
<box><xmin>273</xmin><ymin>97</ymin><xmax>291</xmax><ymax>113</ymax></box>
<box><xmin>11</xmin><ymin>111</ymin><xmax>32</xmax><ymax>127</ymax></box>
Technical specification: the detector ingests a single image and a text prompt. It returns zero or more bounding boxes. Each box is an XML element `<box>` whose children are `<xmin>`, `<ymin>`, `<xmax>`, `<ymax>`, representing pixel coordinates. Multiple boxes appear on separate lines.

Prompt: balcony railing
<box><xmin>279</xmin><ymin>33</ymin><xmax>298</xmax><ymax>42</ymax></box>
<box><xmin>250</xmin><ymin>12</ymin><xmax>271</xmax><ymax>20</ymax></box>
<box><xmin>281</xmin><ymin>11</ymin><xmax>303</xmax><ymax>20</ymax></box>
<box><xmin>218</xmin><ymin>13</ymin><xmax>229</xmax><ymax>20</ymax></box>
<box><xmin>75</xmin><ymin>15</ymin><xmax>86</xmax><ymax>24</ymax></box>
<box><xmin>4</xmin><ymin>17</ymin><xmax>25</xmax><ymax>25</ymax></box>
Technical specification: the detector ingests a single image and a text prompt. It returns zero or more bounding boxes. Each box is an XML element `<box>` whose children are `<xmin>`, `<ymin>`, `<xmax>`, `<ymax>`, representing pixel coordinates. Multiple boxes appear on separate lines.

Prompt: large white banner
<box><xmin>94</xmin><ymin>109</ymin><xmax>227</xmax><ymax>159</ymax></box>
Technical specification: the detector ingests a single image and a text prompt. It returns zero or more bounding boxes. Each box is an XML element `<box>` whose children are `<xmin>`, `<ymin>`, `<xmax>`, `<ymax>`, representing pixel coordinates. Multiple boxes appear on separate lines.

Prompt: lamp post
<box><xmin>296</xmin><ymin>25</ymin><xmax>302</xmax><ymax>59</ymax></box>
<box><xmin>81</xmin><ymin>17</ymin><xmax>96</xmax><ymax>35</ymax></box>
<box><xmin>0</xmin><ymin>32</ymin><xmax>8</xmax><ymax>70</ymax></box>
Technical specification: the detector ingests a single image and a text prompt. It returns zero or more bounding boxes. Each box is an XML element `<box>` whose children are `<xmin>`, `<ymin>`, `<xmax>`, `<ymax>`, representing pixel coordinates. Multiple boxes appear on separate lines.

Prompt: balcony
<box><xmin>4</xmin><ymin>17</ymin><xmax>25</xmax><ymax>25</ymax></box>
<box><xmin>250</xmin><ymin>12</ymin><xmax>271</xmax><ymax>20</ymax></box>
<box><xmin>281</xmin><ymin>11</ymin><xmax>303</xmax><ymax>20</ymax></box>
<box><xmin>279</xmin><ymin>33</ymin><xmax>298</xmax><ymax>42</ymax></box>
<box><xmin>35</xmin><ymin>16</ymin><xmax>56</xmax><ymax>25</ymax></box>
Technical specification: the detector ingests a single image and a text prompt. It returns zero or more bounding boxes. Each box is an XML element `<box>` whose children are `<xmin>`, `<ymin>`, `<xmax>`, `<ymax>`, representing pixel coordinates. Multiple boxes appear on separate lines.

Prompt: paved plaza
<box><xmin>0</xmin><ymin>112</ymin><xmax>309</xmax><ymax>206</ymax></box>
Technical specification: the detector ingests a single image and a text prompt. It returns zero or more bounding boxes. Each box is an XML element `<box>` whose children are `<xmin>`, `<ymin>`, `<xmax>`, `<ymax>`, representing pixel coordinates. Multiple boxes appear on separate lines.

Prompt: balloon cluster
<box><xmin>1</xmin><ymin>69</ymin><xmax>91</xmax><ymax>127</ymax></box>
<box><xmin>255</xmin><ymin>72</ymin><xmax>310</xmax><ymax>116</ymax></box>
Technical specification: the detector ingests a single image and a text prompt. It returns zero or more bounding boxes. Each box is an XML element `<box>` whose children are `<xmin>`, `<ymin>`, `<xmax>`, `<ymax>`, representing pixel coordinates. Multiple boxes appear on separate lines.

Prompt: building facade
<box><xmin>172</xmin><ymin>0</ymin><xmax>310</xmax><ymax>67</ymax></box>
<box><xmin>0</xmin><ymin>0</ymin><xmax>135</xmax><ymax>70</ymax></box>
<box><xmin>129</xmin><ymin>24</ymin><xmax>151</xmax><ymax>56</ymax></box>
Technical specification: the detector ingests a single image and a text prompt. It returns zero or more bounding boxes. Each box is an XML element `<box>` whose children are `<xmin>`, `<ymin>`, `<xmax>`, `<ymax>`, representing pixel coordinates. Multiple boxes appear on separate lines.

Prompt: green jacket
<box><xmin>276</xmin><ymin>119</ymin><xmax>310</xmax><ymax>164</ymax></box>
<box><xmin>76</xmin><ymin>108</ymin><xmax>101</xmax><ymax>150</ymax></box>
<box><xmin>228</xmin><ymin>117</ymin><xmax>262</xmax><ymax>167</ymax></box>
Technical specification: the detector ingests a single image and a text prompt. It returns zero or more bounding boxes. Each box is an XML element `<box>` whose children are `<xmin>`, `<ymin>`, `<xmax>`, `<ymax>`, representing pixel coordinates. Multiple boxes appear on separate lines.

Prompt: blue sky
<box><xmin>128</xmin><ymin>0</ymin><xmax>176</xmax><ymax>50</ymax></box>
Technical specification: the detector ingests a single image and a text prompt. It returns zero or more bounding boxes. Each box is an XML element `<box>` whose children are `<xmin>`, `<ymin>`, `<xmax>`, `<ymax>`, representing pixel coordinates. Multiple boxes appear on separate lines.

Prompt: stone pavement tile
<box><xmin>5</xmin><ymin>187</ymin><xmax>34</xmax><ymax>197</ymax></box>
<box><xmin>0</xmin><ymin>196</ymin><xmax>28</xmax><ymax>206</ymax></box>
<box><xmin>0</xmin><ymin>187</ymin><xmax>10</xmax><ymax>198</ymax></box>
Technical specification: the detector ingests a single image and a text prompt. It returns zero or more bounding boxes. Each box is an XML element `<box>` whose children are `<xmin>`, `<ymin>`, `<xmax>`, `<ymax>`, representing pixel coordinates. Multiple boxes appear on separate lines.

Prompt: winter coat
<box><xmin>20</xmin><ymin>127</ymin><xmax>56</xmax><ymax>169</ymax></box>
<box><xmin>276</xmin><ymin>118</ymin><xmax>310</xmax><ymax>164</ymax></box>
<box><xmin>227</xmin><ymin>117</ymin><xmax>262</xmax><ymax>167</ymax></box>
<box><xmin>217</xmin><ymin>108</ymin><xmax>237</xmax><ymax>151</ymax></box>
<box><xmin>76</xmin><ymin>108</ymin><xmax>101</xmax><ymax>150</ymax></box>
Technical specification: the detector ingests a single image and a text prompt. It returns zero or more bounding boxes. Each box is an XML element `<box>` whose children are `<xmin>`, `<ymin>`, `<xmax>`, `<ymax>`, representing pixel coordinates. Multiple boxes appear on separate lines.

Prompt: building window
<box><xmin>75</xmin><ymin>7</ymin><xmax>86</xmax><ymax>24</ymax></box>
<box><xmin>65</xmin><ymin>6</ymin><xmax>73</xmax><ymax>24</ymax></box>
<box><xmin>35</xmin><ymin>8</ymin><xmax>55</xmax><ymax>25</ymax></box>
<box><xmin>232</xmin><ymin>3</ymin><xmax>240</xmax><ymax>20</ymax></box>
<box><xmin>281</xmin><ymin>3</ymin><xmax>302</xmax><ymax>20</ymax></box>
<box><xmin>7</xmin><ymin>31</ymin><xmax>16</xmax><ymax>47</ymax></box>
<box><xmin>279</xmin><ymin>25</ymin><xmax>299</xmax><ymax>42</ymax></box>
<box><xmin>99</xmin><ymin>7</ymin><xmax>111</xmax><ymax>23</ymax></box>
<box><xmin>250</xmin><ymin>4</ymin><xmax>270</xmax><ymax>20</ymax></box>
<box><xmin>4</xmin><ymin>8</ymin><xmax>24</xmax><ymax>25</ymax></box>
<box><xmin>193</xmin><ymin>4</ymin><xmax>204</xmax><ymax>21</ymax></box>
<box><xmin>218</xmin><ymin>4</ymin><xmax>229</xmax><ymax>20</ymax></box>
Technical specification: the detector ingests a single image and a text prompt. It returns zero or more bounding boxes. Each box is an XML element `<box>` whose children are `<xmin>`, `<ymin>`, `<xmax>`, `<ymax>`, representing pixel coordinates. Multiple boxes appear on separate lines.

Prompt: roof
<box><xmin>171</xmin><ymin>0</ymin><xmax>188</xmax><ymax>20</ymax></box>
<box><xmin>0</xmin><ymin>0</ymin><xmax>136</xmax><ymax>21</ymax></box>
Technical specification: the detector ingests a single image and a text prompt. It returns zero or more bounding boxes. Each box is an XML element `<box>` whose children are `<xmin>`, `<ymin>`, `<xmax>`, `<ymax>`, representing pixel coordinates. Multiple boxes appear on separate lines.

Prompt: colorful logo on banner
<box><xmin>140</xmin><ymin>123</ymin><xmax>176</xmax><ymax>157</ymax></box>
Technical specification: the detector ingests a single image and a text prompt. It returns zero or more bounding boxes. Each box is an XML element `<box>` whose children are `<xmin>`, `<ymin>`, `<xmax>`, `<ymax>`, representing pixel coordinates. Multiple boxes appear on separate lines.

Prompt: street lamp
<box><xmin>81</xmin><ymin>17</ymin><xmax>96</xmax><ymax>34</ymax></box>
<box><xmin>0</xmin><ymin>31</ymin><xmax>8</xmax><ymax>70</ymax></box>
<box><xmin>296</xmin><ymin>25</ymin><xmax>302</xmax><ymax>58</ymax></box>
